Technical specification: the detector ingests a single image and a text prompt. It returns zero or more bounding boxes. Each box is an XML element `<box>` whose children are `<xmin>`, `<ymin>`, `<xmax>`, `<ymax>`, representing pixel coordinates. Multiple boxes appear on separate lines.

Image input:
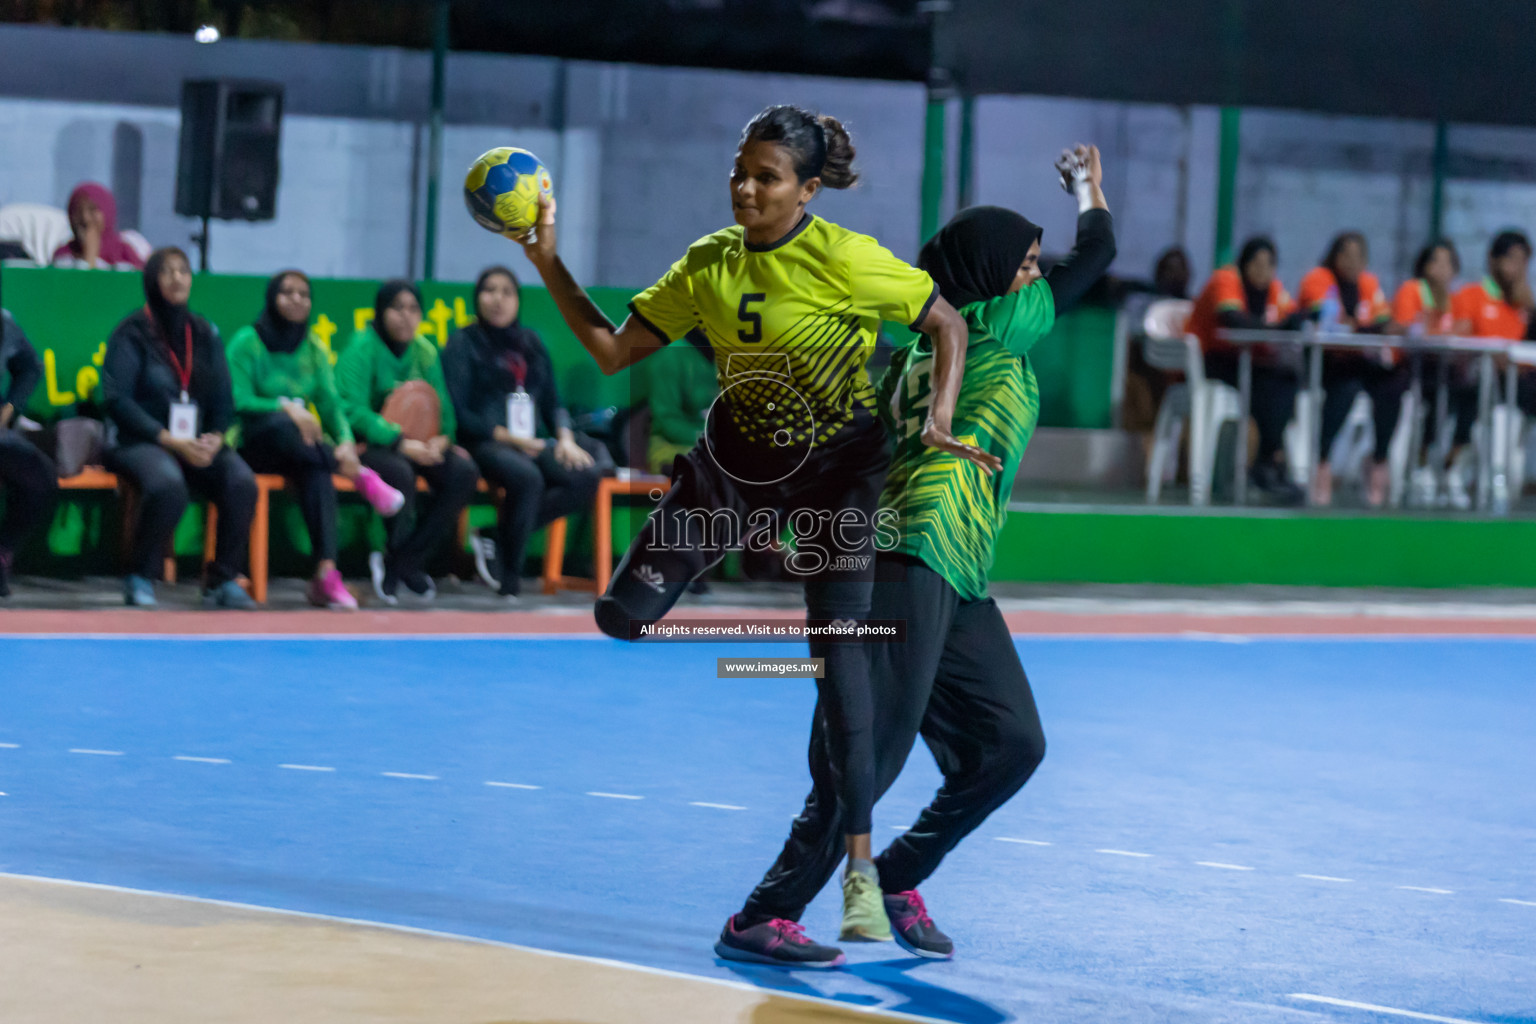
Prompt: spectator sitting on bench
<box><xmin>336</xmin><ymin>279</ymin><xmax>478</xmax><ymax>606</ymax></box>
<box><xmin>101</xmin><ymin>247</ymin><xmax>256</xmax><ymax>609</ymax></box>
<box><xmin>0</xmin><ymin>309</ymin><xmax>59</xmax><ymax>598</ymax></box>
<box><xmin>227</xmin><ymin>270</ymin><xmax>406</xmax><ymax>611</ymax></box>
<box><xmin>443</xmin><ymin>266</ymin><xmax>600</xmax><ymax>603</ymax></box>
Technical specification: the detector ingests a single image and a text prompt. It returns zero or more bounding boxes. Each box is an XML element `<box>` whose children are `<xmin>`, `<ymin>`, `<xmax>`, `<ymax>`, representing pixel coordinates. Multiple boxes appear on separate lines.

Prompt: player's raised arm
<box><xmin>1043</xmin><ymin>144</ymin><xmax>1116</xmax><ymax>314</ymax></box>
<box><xmin>914</xmin><ymin>296</ymin><xmax>1003</xmax><ymax>474</ymax></box>
<box><xmin>514</xmin><ymin>196</ymin><xmax>663</xmax><ymax>375</ymax></box>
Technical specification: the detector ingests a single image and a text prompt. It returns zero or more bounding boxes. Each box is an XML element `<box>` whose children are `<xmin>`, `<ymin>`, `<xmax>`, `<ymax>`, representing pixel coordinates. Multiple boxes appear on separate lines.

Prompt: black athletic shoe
<box><xmin>713</xmin><ymin>913</ymin><xmax>846</xmax><ymax>968</ymax></box>
<box><xmin>883</xmin><ymin>890</ymin><xmax>954</xmax><ymax>959</ymax></box>
<box><xmin>1249</xmin><ymin>462</ymin><xmax>1304</xmax><ymax>506</ymax></box>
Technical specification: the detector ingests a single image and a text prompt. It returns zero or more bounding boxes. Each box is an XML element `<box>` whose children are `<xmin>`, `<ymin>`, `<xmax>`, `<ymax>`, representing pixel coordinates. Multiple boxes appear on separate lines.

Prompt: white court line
<box><xmin>0</xmin><ymin>872</ymin><xmax>942</xmax><ymax>1024</ymax></box>
<box><xmin>690</xmin><ymin>802</ymin><xmax>747</xmax><ymax>811</ymax></box>
<box><xmin>1096</xmin><ymin>849</ymin><xmax>1153</xmax><ymax>858</ymax></box>
<box><xmin>381</xmin><ymin>772</ymin><xmax>438</xmax><ymax>780</ymax></box>
<box><xmin>1289</xmin><ymin>993</ymin><xmax>1486</xmax><ymax>1024</ymax></box>
<box><xmin>68</xmin><ymin>749</ymin><xmax>123</xmax><ymax>756</ymax></box>
<box><xmin>1297</xmin><ymin>874</ymin><xmax>1353</xmax><ymax>883</ymax></box>
<box><xmin>1397</xmin><ymin>885</ymin><xmax>1454</xmax><ymax>895</ymax></box>
<box><xmin>0</xmin><ymin>742</ymin><xmax>18</xmax><ymax>748</ymax></box>
<box><xmin>995</xmin><ymin>838</ymin><xmax>1051</xmax><ymax>846</ymax></box>
<box><xmin>484</xmin><ymin>781</ymin><xmax>540</xmax><ymax>790</ymax></box>
<box><xmin>278</xmin><ymin>764</ymin><xmax>335</xmax><ymax>772</ymax></box>
<box><xmin>889</xmin><ymin>825</ymin><xmax>906</xmax><ymax>831</ymax></box>
<box><xmin>1196</xmin><ymin>861</ymin><xmax>1254</xmax><ymax>871</ymax></box>
<box><xmin>587</xmin><ymin>792</ymin><xmax>643</xmax><ymax>800</ymax></box>
<box><xmin>173</xmin><ymin>755</ymin><xmax>230</xmax><ymax>764</ymax></box>
<box><xmin>1498</xmin><ymin>898</ymin><xmax>1536</xmax><ymax>907</ymax></box>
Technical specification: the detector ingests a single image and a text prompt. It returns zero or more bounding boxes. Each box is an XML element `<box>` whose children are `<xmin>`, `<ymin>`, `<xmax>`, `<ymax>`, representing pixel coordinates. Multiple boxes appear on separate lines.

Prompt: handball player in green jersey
<box><xmin>735</xmin><ymin>145</ymin><xmax>1116</xmax><ymax>959</ymax></box>
<box><xmin>514</xmin><ymin>105</ymin><xmax>1000</xmax><ymax>967</ymax></box>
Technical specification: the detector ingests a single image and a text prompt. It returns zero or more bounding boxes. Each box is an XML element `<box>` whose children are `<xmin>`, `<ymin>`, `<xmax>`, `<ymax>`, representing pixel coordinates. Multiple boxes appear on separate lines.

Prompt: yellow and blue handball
<box><xmin>463</xmin><ymin>147</ymin><xmax>553</xmax><ymax>236</ymax></box>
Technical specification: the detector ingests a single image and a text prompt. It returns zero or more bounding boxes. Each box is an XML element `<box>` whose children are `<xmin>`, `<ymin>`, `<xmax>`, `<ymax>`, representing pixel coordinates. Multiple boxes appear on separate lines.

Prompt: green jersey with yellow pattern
<box><xmin>875</xmin><ymin>279</ymin><xmax>1055</xmax><ymax>601</ymax></box>
<box><xmin>629</xmin><ymin>214</ymin><xmax>938</xmax><ymax>450</ymax></box>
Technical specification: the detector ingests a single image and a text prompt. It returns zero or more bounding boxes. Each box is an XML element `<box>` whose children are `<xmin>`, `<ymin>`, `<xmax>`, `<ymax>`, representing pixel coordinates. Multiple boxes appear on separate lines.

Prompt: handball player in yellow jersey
<box><xmin>516</xmin><ymin>105</ymin><xmax>998</xmax><ymax>967</ymax></box>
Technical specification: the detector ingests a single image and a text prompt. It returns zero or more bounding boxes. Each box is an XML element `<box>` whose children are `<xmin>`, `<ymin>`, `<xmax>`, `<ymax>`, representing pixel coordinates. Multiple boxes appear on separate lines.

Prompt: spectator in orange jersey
<box><xmin>1445</xmin><ymin>231</ymin><xmax>1536</xmax><ymax>508</ymax></box>
<box><xmin>1393</xmin><ymin>240</ymin><xmax>1459</xmax><ymax>336</ymax></box>
<box><xmin>1297</xmin><ymin>232</ymin><xmax>1406</xmax><ymax>507</ymax></box>
<box><xmin>1453</xmin><ymin>230</ymin><xmax>1531</xmax><ymax>341</ymax></box>
<box><xmin>1394</xmin><ymin>241</ymin><xmax>1469</xmax><ymax>507</ymax></box>
<box><xmin>1186</xmin><ymin>236</ymin><xmax>1306</xmax><ymax>503</ymax></box>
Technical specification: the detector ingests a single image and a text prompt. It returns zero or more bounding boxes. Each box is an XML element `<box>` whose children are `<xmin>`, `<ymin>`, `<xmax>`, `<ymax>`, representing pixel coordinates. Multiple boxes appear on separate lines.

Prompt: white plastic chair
<box><xmin>0</xmin><ymin>203</ymin><xmax>72</xmax><ymax>265</ymax></box>
<box><xmin>1142</xmin><ymin>299</ymin><xmax>1240</xmax><ymax>505</ymax></box>
<box><xmin>1325</xmin><ymin>390</ymin><xmax>1418</xmax><ymax>507</ymax></box>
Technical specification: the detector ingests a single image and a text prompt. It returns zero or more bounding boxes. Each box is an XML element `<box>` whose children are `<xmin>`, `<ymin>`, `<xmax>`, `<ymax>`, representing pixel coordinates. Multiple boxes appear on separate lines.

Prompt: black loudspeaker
<box><xmin>175</xmin><ymin>79</ymin><xmax>283</xmax><ymax>221</ymax></box>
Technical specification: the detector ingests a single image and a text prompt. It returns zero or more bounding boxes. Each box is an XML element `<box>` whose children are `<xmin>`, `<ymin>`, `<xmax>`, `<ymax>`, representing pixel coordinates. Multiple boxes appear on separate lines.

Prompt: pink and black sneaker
<box><xmin>883</xmin><ymin>890</ymin><xmax>953</xmax><ymax>959</ymax></box>
<box><xmin>713</xmin><ymin>914</ymin><xmax>845</xmax><ymax>968</ymax></box>
<box><xmin>307</xmin><ymin>568</ymin><xmax>358</xmax><ymax>610</ymax></box>
<box><xmin>354</xmin><ymin>467</ymin><xmax>405</xmax><ymax>517</ymax></box>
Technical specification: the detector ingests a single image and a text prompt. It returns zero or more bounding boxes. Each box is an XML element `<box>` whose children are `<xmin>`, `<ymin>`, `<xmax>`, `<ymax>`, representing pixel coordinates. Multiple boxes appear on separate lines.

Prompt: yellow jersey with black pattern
<box><xmin>629</xmin><ymin>214</ymin><xmax>938</xmax><ymax>448</ymax></box>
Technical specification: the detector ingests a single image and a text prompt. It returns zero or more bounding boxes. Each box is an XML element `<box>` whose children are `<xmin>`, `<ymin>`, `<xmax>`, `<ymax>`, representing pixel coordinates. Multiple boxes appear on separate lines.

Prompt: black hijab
<box><xmin>471</xmin><ymin>266</ymin><xmax>536</xmax><ymax>353</ymax></box>
<box><xmin>255</xmin><ymin>270</ymin><xmax>311</xmax><ymax>354</ymax></box>
<box><xmin>143</xmin><ymin>247</ymin><xmax>191</xmax><ymax>348</ymax></box>
<box><xmin>374</xmin><ymin>279</ymin><xmax>423</xmax><ymax>356</ymax></box>
<box><xmin>919</xmin><ymin>205</ymin><xmax>1043</xmax><ymax>310</ymax></box>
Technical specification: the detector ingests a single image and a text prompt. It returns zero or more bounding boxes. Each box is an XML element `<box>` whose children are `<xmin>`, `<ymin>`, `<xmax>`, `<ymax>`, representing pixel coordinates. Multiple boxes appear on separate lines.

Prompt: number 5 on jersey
<box><xmin>737</xmin><ymin>293</ymin><xmax>766</xmax><ymax>344</ymax></box>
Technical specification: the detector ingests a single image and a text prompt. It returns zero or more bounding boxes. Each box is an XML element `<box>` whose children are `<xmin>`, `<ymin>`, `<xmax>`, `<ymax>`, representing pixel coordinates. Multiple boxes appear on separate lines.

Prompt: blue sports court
<box><xmin>2</xmin><ymin>632</ymin><xmax>1531</xmax><ymax>1023</ymax></box>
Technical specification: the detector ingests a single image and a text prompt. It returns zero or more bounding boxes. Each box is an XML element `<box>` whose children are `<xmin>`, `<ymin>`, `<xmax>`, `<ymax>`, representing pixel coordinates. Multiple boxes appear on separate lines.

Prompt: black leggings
<box><xmin>0</xmin><ymin>430</ymin><xmax>58</xmax><ymax>555</ymax></box>
<box><xmin>595</xmin><ymin>423</ymin><xmax>890</xmax><ymax>836</ymax></box>
<box><xmin>1319</xmin><ymin>354</ymin><xmax>1410</xmax><ymax>464</ymax></box>
<box><xmin>741</xmin><ymin>554</ymin><xmax>1045</xmax><ymax>922</ymax></box>
<box><xmin>240</xmin><ymin>412</ymin><xmax>341</xmax><ymax>564</ymax></box>
<box><xmin>359</xmin><ymin>443</ymin><xmax>479</xmax><ymax>578</ymax></box>
<box><xmin>106</xmin><ymin>442</ymin><xmax>257</xmax><ymax>584</ymax></box>
<box><xmin>1204</xmin><ymin>351</ymin><xmax>1298</xmax><ymax>465</ymax></box>
<box><xmin>470</xmin><ymin>440</ymin><xmax>601</xmax><ymax>595</ymax></box>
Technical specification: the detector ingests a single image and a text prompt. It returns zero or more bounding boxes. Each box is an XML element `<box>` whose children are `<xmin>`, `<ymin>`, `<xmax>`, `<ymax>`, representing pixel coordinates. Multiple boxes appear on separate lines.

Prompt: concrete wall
<box><xmin>0</xmin><ymin>23</ymin><xmax>924</xmax><ymax>288</ymax></box>
<box><xmin>4</xmin><ymin>23</ymin><xmax>1536</xmax><ymax>295</ymax></box>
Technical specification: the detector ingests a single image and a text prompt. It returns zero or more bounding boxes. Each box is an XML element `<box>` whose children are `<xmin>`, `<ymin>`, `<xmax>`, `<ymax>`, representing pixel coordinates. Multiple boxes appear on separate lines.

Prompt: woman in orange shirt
<box><xmin>1186</xmin><ymin>236</ymin><xmax>1305</xmax><ymax>503</ymax></box>
<box><xmin>1392</xmin><ymin>241</ymin><xmax>1467</xmax><ymax>506</ymax></box>
<box><xmin>1297</xmin><ymin>231</ymin><xmax>1407</xmax><ymax>507</ymax></box>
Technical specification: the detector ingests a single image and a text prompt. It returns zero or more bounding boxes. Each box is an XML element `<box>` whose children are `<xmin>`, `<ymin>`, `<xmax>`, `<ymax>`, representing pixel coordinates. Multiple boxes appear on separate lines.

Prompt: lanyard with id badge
<box><xmin>161</xmin><ymin>320</ymin><xmax>199</xmax><ymax>441</ymax></box>
<box><xmin>505</xmin><ymin>352</ymin><xmax>536</xmax><ymax>441</ymax></box>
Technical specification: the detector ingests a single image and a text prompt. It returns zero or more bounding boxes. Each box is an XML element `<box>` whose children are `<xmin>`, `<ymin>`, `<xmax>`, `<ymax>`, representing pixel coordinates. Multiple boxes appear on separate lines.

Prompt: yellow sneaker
<box><xmin>839</xmin><ymin>867</ymin><xmax>893</xmax><ymax>942</ymax></box>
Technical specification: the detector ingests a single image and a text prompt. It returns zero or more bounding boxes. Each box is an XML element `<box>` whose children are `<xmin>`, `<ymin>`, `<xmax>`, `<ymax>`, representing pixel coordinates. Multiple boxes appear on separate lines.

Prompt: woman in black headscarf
<box><xmin>737</xmin><ymin>146</ymin><xmax>1116</xmax><ymax>959</ymax></box>
<box><xmin>442</xmin><ymin>266</ymin><xmax>601</xmax><ymax>602</ymax></box>
<box><xmin>101</xmin><ymin>246</ymin><xmax>258</xmax><ymax>608</ymax></box>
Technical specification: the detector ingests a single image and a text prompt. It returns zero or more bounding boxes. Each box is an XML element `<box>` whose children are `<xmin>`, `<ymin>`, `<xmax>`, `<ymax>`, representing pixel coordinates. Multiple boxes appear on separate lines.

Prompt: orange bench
<box><xmin>61</xmin><ymin>467</ymin><xmax>671</xmax><ymax>604</ymax></box>
<box><xmin>59</xmin><ymin>467</ymin><xmax>217</xmax><ymax>587</ymax></box>
<box><xmin>542</xmin><ymin>474</ymin><xmax>673</xmax><ymax>596</ymax></box>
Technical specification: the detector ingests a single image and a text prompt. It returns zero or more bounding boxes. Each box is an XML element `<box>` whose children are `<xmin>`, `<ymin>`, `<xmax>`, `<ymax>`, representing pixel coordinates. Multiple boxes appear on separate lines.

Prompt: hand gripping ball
<box><xmin>464</xmin><ymin>147</ymin><xmax>553</xmax><ymax>237</ymax></box>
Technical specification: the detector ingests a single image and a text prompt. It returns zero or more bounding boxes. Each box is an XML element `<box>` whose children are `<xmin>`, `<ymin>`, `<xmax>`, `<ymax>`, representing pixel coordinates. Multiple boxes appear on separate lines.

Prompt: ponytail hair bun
<box><xmin>741</xmin><ymin>104</ymin><xmax>860</xmax><ymax>189</ymax></box>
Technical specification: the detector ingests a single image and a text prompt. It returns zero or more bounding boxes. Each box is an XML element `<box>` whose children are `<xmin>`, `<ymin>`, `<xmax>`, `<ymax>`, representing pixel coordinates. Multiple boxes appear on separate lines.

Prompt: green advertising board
<box><xmin>0</xmin><ymin>266</ymin><xmax>642</xmax><ymax>423</ymax></box>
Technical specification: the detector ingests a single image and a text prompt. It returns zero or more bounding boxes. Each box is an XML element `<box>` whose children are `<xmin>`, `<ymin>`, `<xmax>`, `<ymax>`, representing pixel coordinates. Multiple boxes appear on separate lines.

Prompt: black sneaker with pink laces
<box><xmin>883</xmin><ymin>890</ymin><xmax>954</xmax><ymax>959</ymax></box>
<box><xmin>714</xmin><ymin>913</ymin><xmax>846</xmax><ymax>968</ymax></box>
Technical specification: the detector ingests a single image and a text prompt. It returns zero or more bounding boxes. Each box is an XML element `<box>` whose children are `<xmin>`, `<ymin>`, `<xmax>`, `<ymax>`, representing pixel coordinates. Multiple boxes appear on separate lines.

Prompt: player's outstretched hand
<box><xmin>921</xmin><ymin>420</ymin><xmax>1002</xmax><ymax>475</ymax></box>
<box><xmin>1055</xmin><ymin>144</ymin><xmax>1102</xmax><ymax>192</ymax></box>
<box><xmin>511</xmin><ymin>195</ymin><xmax>558</xmax><ymax>265</ymax></box>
